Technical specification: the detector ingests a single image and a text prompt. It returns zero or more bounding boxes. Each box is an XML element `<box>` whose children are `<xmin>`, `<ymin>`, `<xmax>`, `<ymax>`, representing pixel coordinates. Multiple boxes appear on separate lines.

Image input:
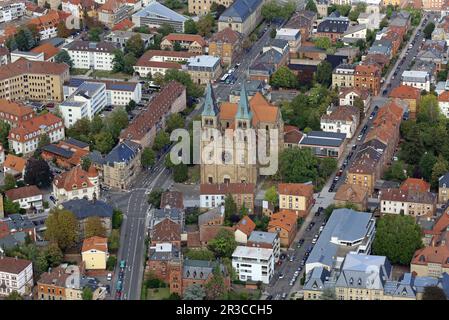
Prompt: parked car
<box><xmin>279</xmin><ymin>273</ymin><xmax>285</xmax><ymax>279</ymax></box>
<box><xmin>107</xmin><ymin>273</ymin><xmax>112</xmax><ymax>281</ymax></box>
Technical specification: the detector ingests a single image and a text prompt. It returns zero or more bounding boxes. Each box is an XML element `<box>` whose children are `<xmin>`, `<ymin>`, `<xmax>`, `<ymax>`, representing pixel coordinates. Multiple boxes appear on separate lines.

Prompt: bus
<box><xmin>220</xmin><ymin>74</ymin><xmax>229</xmax><ymax>83</ymax></box>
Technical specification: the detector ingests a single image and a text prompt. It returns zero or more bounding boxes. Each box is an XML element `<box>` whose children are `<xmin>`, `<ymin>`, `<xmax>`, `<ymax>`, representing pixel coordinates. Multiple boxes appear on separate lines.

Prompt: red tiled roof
<box><xmin>82</xmin><ymin>236</ymin><xmax>108</xmax><ymax>253</ymax></box>
<box><xmin>200</xmin><ymin>183</ymin><xmax>255</xmax><ymax>195</ymax></box>
<box><xmin>3</xmin><ymin>155</ymin><xmax>26</xmax><ymax>172</ymax></box>
<box><xmin>0</xmin><ymin>58</ymin><xmax>69</xmax><ymax>81</ymax></box>
<box><xmin>390</xmin><ymin>85</ymin><xmax>421</xmax><ymax>101</ymax></box>
<box><xmin>284</xmin><ymin>125</ymin><xmax>302</xmax><ymax>144</ymax></box>
<box><xmin>268</xmin><ymin>210</ymin><xmax>297</xmax><ymax>233</ymax></box>
<box><xmin>209</xmin><ymin>27</ymin><xmax>242</xmax><ymax>44</ymax></box>
<box><xmin>163</xmin><ymin>33</ymin><xmax>206</xmax><ymax>47</ymax></box>
<box><xmin>278</xmin><ymin>183</ymin><xmax>313</xmax><ymax>197</ymax></box>
<box><xmin>5</xmin><ymin>185</ymin><xmax>42</xmax><ymax>201</ymax></box>
<box><xmin>53</xmin><ymin>166</ymin><xmax>94</xmax><ymax>191</ymax></box>
<box><xmin>400</xmin><ymin>178</ymin><xmax>430</xmax><ymax>193</ymax></box>
<box><xmin>9</xmin><ymin>113</ymin><xmax>64</xmax><ymax>143</ymax></box>
<box><xmin>112</xmin><ymin>18</ymin><xmax>134</xmax><ymax>31</ymax></box>
<box><xmin>235</xmin><ymin>216</ymin><xmax>256</xmax><ymax>236</ymax></box>
<box><xmin>439</xmin><ymin>91</ymin><xmax>449</xmax><ymax>102</ymax></box>
<box><xmin>0</xmin><ymin>256</ymin><xmax>32</xmax><ymax>274</ymax></box>
<box><xmin>152</xmin><ymin>218</ymin><xmax>181</xmax><ymax>243</ymax></box>
<box><xmin>0</xmin><ymin>99</ymin><xmax>34</xmax><ymax>117</ymax></box>
<box><xmin>30</xmin><ymin>43</ymin><xmax>60</xmax><ymax>60</ymax></box>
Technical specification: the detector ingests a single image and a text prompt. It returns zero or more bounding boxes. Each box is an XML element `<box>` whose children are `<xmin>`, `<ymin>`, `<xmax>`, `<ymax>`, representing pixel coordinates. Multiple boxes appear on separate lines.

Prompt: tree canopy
<box><xmin>24</xmin><ymin>159</ymin><xmax>52</xmax><ymax>188</ymax></box>
<box><xmin>45</xmin><ymin>208</ymin><xmax>78</xmax><ymax>251</ymax></box>
<box><xmin>261</xmin><ymin>1</ymin><xmax>296</xmax><ymax>22</ymax></box>
<box><xmin>208</xmin><ymin>229</ymin><xmax>237</xmax><ymax>258</ymax></box>
<box><xmin>270</xmin><ymin>66</ymin><xmax>298</xmax><ymax>89</ymax></box>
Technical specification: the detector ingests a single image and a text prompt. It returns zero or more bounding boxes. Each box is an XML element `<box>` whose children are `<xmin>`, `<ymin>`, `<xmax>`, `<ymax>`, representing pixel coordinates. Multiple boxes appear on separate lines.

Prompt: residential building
<box><xmin>186</xmin><ymin>55</ymin><xmax>222</xmax><ymax>85</ymax></box>
<box><xmin>0</xmin><ymin>214</ymin><xmax>36</xmax><ymax>243</ymax></box>
<box><xmin>379</xmin><ymin>188</ymin><xmax>437</xmax><ymax>217</ymax></box>
<box><xmin>438</xmin><ymin>91</ymin><xmax>449</xmax><ymax>118</ymax></box>
<box><xmin>247</xmin><ymin>231</ymin><xmax>280</xmax><ymax>263</ymax></box>
<box><xmin>64</xmin><ymin>41</ymin><xmax>117</xmax><ymax>71</ymax></box>
<box><xmin>217</xmin><ymin>0</ymin><xmax>264</xmax><ymax>36</ymax></box>
<box><xmin>357</xmin><ymin>12</ymin><xmax>385</xmax><ymax>30</ymax></box>
<box><xmin>40</xmin><ymin>138</ymin><xmax>90</xmax><ymax>169</ymax></box>
<box><xmin>61</xmin><ymin>199</ymin><xmax>113</xmax><ymax>237</ymax></box>
<box><xmin>160</xmin><ymin>191</ymin><xmax>184</xmax><ymax>210</ymax></box>
<box><xmin>5</xmin><ymin>186</ymin><xmax>43</xmax><ymax>212</ymax></box>
<box><xmin>0</xmin><ymin>59</ymin><xmax>69</xmax><ymax>102</ymax></box>
<box><xmin>132</xmin><ymin>1</ymin><xmax>187</xmax><ymax>33</ymax></box>
<box><xmin>8</xmin><ymin>113</ymin><xmax>65</xmax><ymax>155</ymax></box>
<box><xmin>198</xmin><ymin>206</ymin><xmax>225</xmax><ymax>226</ymax></box>
<box><xmin>248</xmin><ymin>47</ymin><xmax>287</xmax><ymax>82</ymax></box>
<box><xmin>439</xmin><ymin>172</ymin><xmax>449</xmax><ymax>203</ymax></box>
<box><xmin>103</xmin><ymin>140</ymin><xmax>141</xmax><ymax>190</ymax></box>
<box><xmin>98</xmin><ymin>0</ymin><xmax>133</xmax><ymax>29</ymax></box>
<box><xmin>334</xmin><ymin>183</ymin><xmax>369</xmax><ymax>211</ymax></box>
<box><xmin>234</xmin><ymin>216</ymin><xmax>256</xmax><ymax>244</ymax></box>
<box><xmin>53</xmin><ymin>165</ymin><xmax>100</xmax><ymax>203</ymax></box>
<box><xmin>401</xmin><ymin>70</ymin><xmax>431</xmax><ymax>92</ymax></box>
<box><xmin>320</xmin><ymin>105</ymin><xmax>360</xmax><ymax>139</ymax></box>
<box><xmin>283</xmin><ymin>125</ymin><xmax>302</xmax><ymax>149</ymax></box>
<box><xmin>81</xmin><ymin>236</ymin><xmax>109</xmax><ymax>270</ymax></box>
<box><xmin>400</xmin><ymin>178</ymin><xmax>431</xmax><ymax>193</ymax></box>
<box><xmin>146</xmin><ymin>242</ymin><xmax>181</xmax><ymax>284</ymax></box>
<box><xmin>278</xmin><ymin>183</ymin><xmax>314</xmax><ymax>217</ymax></box>
<box><xmin>28</xmin><ymin>10</ymin><xmax>68</xmax><ymax>40</ymax></box>
<box><xmin>150</xmin><ymin>218</ymin><xmax>181</xmax><ymax>247</ymax></box>
<box><xmin>119</xmin><ymin>81</ymin><xmax>186</xmax><ymax>147</ymax></box>
<box><xmin>299</xmin><ymin>131</ymin><xmax>347</xmax><ymax>158</ymax></box>
<box><xmin>284</xmin><ymin>10</ymin><xmax>317</xmax><ymax>43</ymax></box>
<box><xmin>368</xmin><ymin>39</ymin><xmax>393</xmax><ymax>58</ymax></box>
<box><xmin>150</xmin><ymin>207</ymin><xmax>184</xmax><ymax>231</ymax></box>
<box><xmin>411</xmin><ymin>231</ymin><xmax>449</xmax><ymax>278</ymax></box>
<box><xmin>306</xmin><ymin>208</ymin><xmax>375</xmax><ymax>274</ymax></box>
<box><xmin>342</xmin><ymin>24</ymin><xmax>367</xmax><ymax>45</ymax></box>
<box><xmin>30</xmin><ymin>43</ymin><xmax>60</xmax><ymax>62</ymax></box>
<box><xmin>199</xmin><ymin>183</ymin><xmax>255</xmax><ymax>214</ymax></box>
<box><xmin>61</xmin><ymin>0</ymin><xmax>97</xmax><ymax>21</ymax></box>
<box><xmin>133</xmin><ymin>50</ymin><xmax>195</xmax><ymax>77</ymax></box>
<box><xmin>339</xmin><ymin>87</ymin><xmax>370</xmax><ymax>113</ymax></box>
<box><xmin>0</xmin><ymin>1</ymin><xmax>25</xmax><ymax>24</ymax></box>
<box><xmin>332</xmin><ymin>64</ymin><xmax>355</xmax><ymax>89</ymax></box>
<box><xmin>346</xmin><ymin>146</ymin><xmax>383</xmax><ymax>195</ymax></box>
<box><xmin>268</xmin><ymin>210</ymin><xmax>297</xmax><ymax>247</ymax></box>
<box><xmin>200</xmin><ymin>83</ymin><xmax>284</xmax><ymax>185</ymax></box>
<box><xmin>275</xmin><ymin>28</ymin><xmax>301</xmax><ymax>54</ymax></box>
<box><xmin>105</xmin><ymin>30</ymin><xmax>153</xmax><ymax>50</ymax></box>
<box><xmin>316</xmin><ymin>12</ymin><xmax>350</xmax><ymax>43</ymax></box>
<box><xmin>0</xmin><ymin>100</ymin><xmax>35</xmax><ymax>128</ymax></box>
<box><xmin>3</xmin><ymin>155</ymin><xmax>26</xmax><ymax>178</ymax></box>
<box><xmin>188</xmin><ymin>0</ymin><xmax>233</xmax><ymax>15</ymax></box>
<box><xmin>161</xmin><ymin>34</ymin><xmax>206</xmax><ymax>54</ymax></box>
<box><xmin>354</xmin><ymin>64</ymin><xmax>381</xmax><ymax>95</ymax></box>
<box><xmin>11</xmin><ymin>50</ymin><xmax>47</xmax><ymax>63</ymax></box>
<box><xmin>181</xmin><ymin>260</ymin><xmax>230</xmax><ymax>295</ymax></box>
<box><xmin>64</xmin><ymin>78</ymin><xmax>142</xmax><ymax>106</ymax></box>
<box><xmin>0</xmin><ymin>256</ymin><xmax>33</xmax><ymax>297</ymax></box>
<box><xmin>0</xmin><ymin>47</ymin><xmax>9</xmax><ymax>66</ymax></box>
<box><xmin>208</xmin><ymin>27</ymin><xmax>242</xmax><ymax>66</ymax></box>
<box><xmin>390</xmin><ymin>85</ymin><xmax>421</xmax><ymax>118</ymax></box>
<box><xmin>232</xmin><ymin>246</ymin><xmax>274</xmax><ymax>284</ymax></box>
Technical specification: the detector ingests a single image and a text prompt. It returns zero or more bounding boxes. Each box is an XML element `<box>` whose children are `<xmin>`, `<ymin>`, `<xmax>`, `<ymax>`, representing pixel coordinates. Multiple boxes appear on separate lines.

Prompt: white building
<box><xmin>0</xmin><ymin>1</ymin><xmax>25</xmax><ymax>24</ymax></box>
<box><xmin>275</xmin><ymin>28</ymin><xmax>301</xmax><ymax>53</ymax></box>
<box><xmin>247</xmin><ymin>231</ymin><xmax>281</xmax><ymax>263</ymax></box>
<box><xmin>0</xmin><ymin>256</ymin><xmax>33</xmax><ymax>297</ymax></box>
<box><xmin>10</xmin><ymin>50</ymin><xmax>45</xmax><ymax>63</ymax></box>
<box><xmin>5</xmin><ymin>185</ymin><xmax>43</xmax><ymax>210</ymax></box>
<box><xmin>339</xmin><ymin>87</ymin><xmax>370</xmax><ymax>113</ymax></box>
<box><xmin>64</xmin><ymin>78</ymin><xmax>142</xmax><ymax>106</ymax></box>
<box><xmin>401</xmin><ymin>70</ymin><xmax>431</xmax><ymax>92</ymax></box>
<box><xmin>232</xmin><ymin>246</ymin><xmax>274</xmax><ymax>284</ymax></box>
<box><xmin>357</xmin><ymin>12</ymin><xmax>385</xmax><ymax>30</ymax></box>
<box><xmin>438</xmin><ymin>91</ymin><xmax>449</xmax><ymax>118</ymax></box>
<box><xmin>53</xmin><ymin>165</ymin><xmax>100</xmax><ymax>202</ymax></box>
<box><xmin>64</xmin><ymin>41</ymin><xmax>118</xmax><ymax>71</ymax></box>
<box><xmin>342</xmin><ymin>24</ymin><xmax>367</xmax><ymax>44</ymax></box>
<box><xmin>60</xmin><ymin>82</ymin><xmax>107</xmax><ymax>127</ymax></box>
<box><xmin>8</xmin><ymin>113</ymin><xmax>65</xmax><ymax>155</ymax></box>
<box><xmin>320</xmin><ymin>106</ymin><xmax>360</xmax><ymax>139</ymax></box>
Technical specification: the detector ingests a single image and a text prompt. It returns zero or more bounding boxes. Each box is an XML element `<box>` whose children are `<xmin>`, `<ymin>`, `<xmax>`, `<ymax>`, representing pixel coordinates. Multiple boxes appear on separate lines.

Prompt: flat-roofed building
<box><xmin>299</xmin><ymin>131</ymin><xmax>347</xmax><ymax>158</ymax></box>
<box><xmin>232</xmin><ymin>245</ymin><xmax>274</xmax><ymax>284</ymax></box>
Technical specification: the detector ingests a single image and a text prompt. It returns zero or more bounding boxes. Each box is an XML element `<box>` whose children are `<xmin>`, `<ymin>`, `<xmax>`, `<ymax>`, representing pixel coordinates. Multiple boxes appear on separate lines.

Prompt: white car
<box><xmin>107</xmin><ymin>273</ymin><xmax>112</xmax><ymax>281</ymax></box>
<box><xmin>312</xmin><ymin>238</ymin><xmax>317</xmax><ymax>244</ymax></box>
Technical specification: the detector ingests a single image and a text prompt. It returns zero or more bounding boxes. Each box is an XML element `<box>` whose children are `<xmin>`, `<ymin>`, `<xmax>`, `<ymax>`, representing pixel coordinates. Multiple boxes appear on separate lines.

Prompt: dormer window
<box><xmin>72</xmin><ymin>184</ymin><xmax>78</xmax><ymax>190</ymax></box>
<box><xmin>349</xmin><ymin>278</ymin><xmax>354</xmax><ymax>285</ymax></box>
<box><xmin>358</xmin><ymin>278</ymin><xmax>362</xmax><ymax>286</ymax></box>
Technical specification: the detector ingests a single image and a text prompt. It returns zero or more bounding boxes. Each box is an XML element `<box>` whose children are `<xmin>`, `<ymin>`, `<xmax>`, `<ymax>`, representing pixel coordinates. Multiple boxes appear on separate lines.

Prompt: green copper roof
<box><xmin>201</xmin><ymin>82</ymin><xmax>219</xmax><ymax>117</ymax></box>
<box><xmin>236</xmin><ymin>82</ymin><xmax>252</xmax><ymax>121</ymax></box>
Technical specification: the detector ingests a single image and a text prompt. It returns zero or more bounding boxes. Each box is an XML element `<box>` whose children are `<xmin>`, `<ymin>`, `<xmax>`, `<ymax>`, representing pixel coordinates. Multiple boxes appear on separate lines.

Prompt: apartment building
<box><xmin>0</xmin><ymin>1</ymin><xmax>25</xmax><ymax>24</ymax></box>
<box><xmin>339</xmin><ymin>87</ymin><xmax>370</xmax><ymax>113</ymax></box>
<box><xmin>199</xmin><ymin>183</ymin><xmax>255</xmax><ymax>214</ymax></box>
<box><xmin>105</xmin><ymin>30</ymin><xmax>154</xmax><ymax>50</ymax></box>
<box><xmin>389</xmin><ymin>85</ymin><xmax>421</xmax><ymax>118</ymax></box>
<box><xmin>278</xmin><ymin>183</ymin><xmax>314</xmax><ymax>217</ymax></box>
<box><xmin>8</xmin><ymin>113</ymin><xmax>65</xmax><ymax>155</ymax></box>
<box><xmin>161</xmin><ymin>34</ymin><xmax>206</xmax><ymax>54</ymax></box>
<box><xmin>4</xmin><ymin>185</ymin><xmax>43</xmax><ymax>211</ymax></box>
<box><xmin>268</xmin><ymin>210</ymin><xmax>298</xmax><ymax>247</ymax></box>
<box><xmin>208</xmin><ymin>27</ymin><xmax>242</xmax><ymax>66</ymax></box>
<box><xmin>247</xmin><ymin>231</ymin><xmax>280</xmax><ymax>263</ymax></box>
<box><xmin>320</xmin><ymin>105</ymin><xmax>360</xmax><ymax>139</ymax></box>
<box><xmin>0</xmin><ymin>59</ymin><xmax>69</xmax><ymax>102</ymax></box>
<box><xmin>53</xmin><ymin>165</ymin><xmax>100</xmax><ymax>202</ymax></box>
<box><xmin>133</xmin><ymin>50</ymin><xmax>196</xmax><ymax>77</ymax></box>
<box><xmin>103</xmin><ymin>140</ymin><xmax>141</xmax><ymax>190</ymax></box>
<box><xmin>0</xmin><ymin>100</ymin><xmax>35</xmax><ymax>128</ymax></box>
<box><xmin>29</xmin><ymin>10</ymin><xmax>67</xmax><ymax>40</ymax></box>
<box><xmin>186</xmin><ymin>55</ymin><xmax>222</xmax><ymax>85</ymax></box>
<box><xmin>346</xmin><ymin>146</ymin><xmax>383</xmax><ymax>195</ymax></box>
<box><xmin>0</xmin><ymin>256</ymin><xmax>33</xmax><ymax>297</ymax></box>
<box><xmin>59</xmin><ymin>81</ymin><xmax>107</xmax><ymax>127</ymax></box>
<box><xmin>332</xmin><ymin>64</ymin><xmax>355</xmax><ymax>89</ymax></box>
<box><xmin>316</xmin><ymin>12</ymin><xmax>350</xmax><ymax>43</ymax></box>
<box><xmin>401</xmin><ymin>70</ymin><xmax>431</xmax><ymax>92</ymax></box>
<box><xmin>64</xmin><ymin>41</ymin><xmax>117</xmax><ymax>71</ymax></box>
<box><xmin>438</xmin><ymin>172</ymin><xmax>449</xmax><ymax>203</ymax></box>
<box><xmin>354</xmin><ymin>64</ymin><xmax>381</xmax><ymax>95</ymax></box>
<box><xmin>98</xmin><ymin>0</ymin><xmax>133</xmax><ymax>29</ymax></box>
<box><xmin>380</xmin><ymin>188</ymin><xmax>437</xmax><ymax>217</ymax></box>
<box><xmin>232</xmin><ymin>246</ymin><xmax>274</xmax><ymax>284</ymax></box>
<box><xmin>81</xmin><ymin>236</ymin><xmax>109</xmax><ymax>270</ymax></box>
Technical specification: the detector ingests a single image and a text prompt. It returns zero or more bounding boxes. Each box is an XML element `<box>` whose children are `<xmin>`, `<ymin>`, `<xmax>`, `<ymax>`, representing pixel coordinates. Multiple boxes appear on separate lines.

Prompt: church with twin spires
<box><xmin>200</xmin><ymin>82</ymin><xmax>284</xmax><ymax>185</ymax></box>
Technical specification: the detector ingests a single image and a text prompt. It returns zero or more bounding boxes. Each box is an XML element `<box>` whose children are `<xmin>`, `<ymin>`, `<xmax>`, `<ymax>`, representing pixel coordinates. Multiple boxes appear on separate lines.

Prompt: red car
<box><xmin>115</xmin><ymin>291</ymin><xmax>121</xmax><ymax>299</ymax></box>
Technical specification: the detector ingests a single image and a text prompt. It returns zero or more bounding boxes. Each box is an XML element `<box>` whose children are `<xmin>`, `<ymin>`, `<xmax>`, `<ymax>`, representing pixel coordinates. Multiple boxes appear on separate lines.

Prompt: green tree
<box><xmin>184</xmin><ymin>19</ymin><xmax>198</xmax><ymax>34</ymax></box>
<box><xmin>165</xmin><ymin>0</ymin><xmax>183</xmax><ymax>9</ymax></box>
<box><xmin>353</xmin><ymin>96</ymin><xmax>366</xmax><ymax>119</ymax></box>
<box><xmin>380</xmin><ymin>17</ymin><xmax>389</xmax><ymax>29</ymax></box>
<box><xmin>270</xmin><ymin>66</ymin><xmax>298</xmax><ymax>89</ymax></box>
<box><xmin>38</xmin><ymin>133</ymin><xmax>50</xmax><ymax>149</ymax></box>
<box><xmin>183</xmin><ymin>284</ymin><xmax>206</xmax><ymax>300</ymax></box>
<box><xmin>24</xmin><ymin>159</ymin><xmax>52</xmax><ymax>188</ymax></box>
<box><xmin>0</xmin><ymin>120</ymin><xmax>11</xmax><ymax>149</ymax></box>
<box><xmin>372</xmin><ymin>215</ymin><xmax>423</xmax><ymax>265</ymax></box>
<box><xmin>166</xmin><ymin>113</ymin><xmax>185</xmax><ymax>133</ymax></box>
<box><xmin>224</xmin><ymin>194</ymin><xmax>237</xmax><ymax>221</ymax></box>
<box><xmin>4</xmin><ymin>173</ymin><xmax>16</xmax><ymax>191</ymax></box>
<box><xmin>107</xmin><ymin>255</ymin><xmax>117</xmax><ymax>271</ymax></box>
<box><xmin>112</xmin><ymin>49</ymin><xmax>125</xmax><ymax>73</ymax></box>
<box><xmin>153</xmin><ymin>131</ymin><xmax>170</xmax><ymax>151</ymax></box>
<box><xmin>81</xmin><ymin>157</ymin><xmax>92</xmax><ymax>172</ymax></box>
<box><xmin>305</xmin><ymin>0</ymin><xmax>317</xmax><ymax>12</ymax></box>
<box><xmin>197</xmin><ymin>13</ymin><xmax>215</xmax><ymax>37</ymax></box>
<box><xmin>205</xmin><ymin>267</ymin><xmax>226</xmax><ymax>300</ymax></box>
<box><xmin>319</xmin><ymin>158</ymin><xmax>338</xmax><ymax>178</ymax></box>
<box><xmin>384</xmin><ymin>161</ymin><xmax>407</xmax><ymax>182</ymax></box>
<box><xmin>164</xmin><ymin>69</ymin><xmax>203</xmax><ymax>98</ymax></box>
<box><xmin>125</xmin><ymin>34</ymin><xmax>145</xmax><ymax>58</ymax></box>
<box><xmin>45</xmin><ymin>208</ymin><xmax>78</xmax><ymax>251</ymax></box>
<box><xmin>5</xmin><ymin>291</ymin><xmax>23</xmax><ymax>300</ymax></box>
<box><xmin>15</xmin><ymin>27</ymin><xmax>36</xmax><ymax>51</ymax></box>
<box><xmin>112</xmin><ymin>209</ymin><xmax>123</xmax><ymax>229</ymax></box>
<box><xmin>419</xmin><ymin>152</ymin><xmax>436</xmax><ymax>181</ymax></box>
<box><xmin>55</xmin><ymin>50</ymin><xmax>73</xmax><ymax>68</ymax></box>
<box><xmin>422</xmin><ymin>286</ymin><xmax>447</xmax><ymax>300</ymax></box>
<box><xmin>313</xmin><ymin>37</ymin><xmax>332</xmax><ymax>50</ymax></box>
<box><xmin>44</xmin><ymin>243</ymin><xmax>63</xmax><ymax>267</ymax></box>
<box><xmin>88</xmin><ymin>27</ymin><xmax>102</xmax><ymax>42</ymax></box>
<box><xmin>108</xmin><ymin>229</ymin><xmax>120</xmax><ymax>252</ymax></box>
<box><xmin>106</xmin><ymin>108</ymin><xmax>129</xmax><ymax>138</ymax></box>
<box><xmin>278</xmin><ymin>148</ymin><xmax>318</xmax><ymax>183</ymax></box>
<box><xmin>316</xmin><ymin>61</ymin><xmax>333</xmax><ymax>87</ymax></box>
<box><xmin>93</xmin><ymin>131</ymin><xmax>115</xmax><ymax>154</ymax></box>
<box><xmin>423</xmin><ymin>22</ymin><xmax>435</xmax><ymax>39</ymax></box>
<box><xmin>431</xmin><ymin>156</ymin><xmax>449</xmax><ymax>189</ymax></box>
<box><xmin>82</xmin><ymin>287</ymin><xmax>93</xmax><ymax>300</ymax></box>
<box><xmin>123</xmin><ymin>53</ymin><xmax>137</xmax><ymax>75</ymax></box>
<box><xmin>3</xmin><ymin>198</ymin><xmax>20</xmax><ymax>215</ymax></box>
<box><xmin>173</xmin><ymin>41</ymin><xmax>182</xmax><ymax>51</ymax></box>
<box><xmin>148</xmin><ymin>189</ymin><xmax>163</xmax><ymax>208</ymax></box>
<box><xmin>173</xmin><ymin>163</ymin><xmax>188</xmax><ymax>182</ymax></box>
<box><xmin>85</xmin><ymin>216</ymin><xmax>107</xmax><ymax>238</ymax></box>
<box><xmin>141</xmin><ymin>147</ymin><xmax>156</xmax><ymax>169</ymax></box>
<box><xmin>185</xmin><ymin>248</ymin><xmax>215</xmax><ymax>261</ymax></box>
<box><xmin>418</xmin><ymin>95</ymin><xmax>441</xmax><ymax>123</ymax></box>
<box><xmin>208</xmin><ymin>229</ymin><xmax>237</xmax><ymax>258</ymax></box>
<box><xmin>264</xmin><ymin>186</ymin><xmax>278</xmax><ymax>206</ymax></box>
<box><xmin>158</xmin><ymin>23</ymin><xmax>176</xmax><ymax>37</ymax></box>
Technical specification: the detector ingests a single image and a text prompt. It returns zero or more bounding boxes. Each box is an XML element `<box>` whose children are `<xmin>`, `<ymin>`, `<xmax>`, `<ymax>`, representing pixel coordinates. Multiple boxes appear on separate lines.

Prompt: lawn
<box><xmin>146</xmin><ymin>288</ymin><xmax>170</xmax><ymax>300</ymax></box>
<box><xmin>91</xmin><ymin>70</ymin><xmax>131</xmax><ymax>80</ymax></box>
<box><xmin>70</xmin><ymin>68</ymin><xmax>89</xmax><ymax>75</ymax></box>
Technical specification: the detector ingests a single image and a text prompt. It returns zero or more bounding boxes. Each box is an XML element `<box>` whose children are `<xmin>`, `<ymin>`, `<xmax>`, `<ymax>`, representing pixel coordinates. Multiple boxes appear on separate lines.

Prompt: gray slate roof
<box><xmin>61</xmin><ymin>199</ymin><xmax>113</xmax><ymax>219</ymax></box>
<box><xmin>219</xmin><ymin>0</ymin><xmax>263</xmax><ymax>23</ymax></box>
<box><xmin>248</xmin><ymin>231</ymin><xmax>277</xmax><ymax>245</ymax></box>
<box><xmin>439</xmin><ymin>173</ymin><xmax>449</xmax><ymax>188</ymax></box>
<box><xmin>105</xmin><ymin>140</ymin><xmax>140</xmax><ymax>164</ymax></box>
<box><xmin>300</xmin><ymin>131</ymin><xmax>346</xmax><ymax>147</ymax></box>
<box><xmin>183</xmin><ymin>259</ymin><xmax>227</xmax><ymax>280</ymax></box>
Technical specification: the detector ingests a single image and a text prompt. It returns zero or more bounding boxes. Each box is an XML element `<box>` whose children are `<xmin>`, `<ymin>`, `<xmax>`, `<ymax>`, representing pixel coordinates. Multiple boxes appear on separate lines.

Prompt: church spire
<box><xmin>236</xmin><ymin>81</ymin><xmax>252</xmax><ymax>121</ymax></box>
<box><xmin>202</xmin><ymin>82</ymin><xmax>219</xmax><ymax>117</ymax></box>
